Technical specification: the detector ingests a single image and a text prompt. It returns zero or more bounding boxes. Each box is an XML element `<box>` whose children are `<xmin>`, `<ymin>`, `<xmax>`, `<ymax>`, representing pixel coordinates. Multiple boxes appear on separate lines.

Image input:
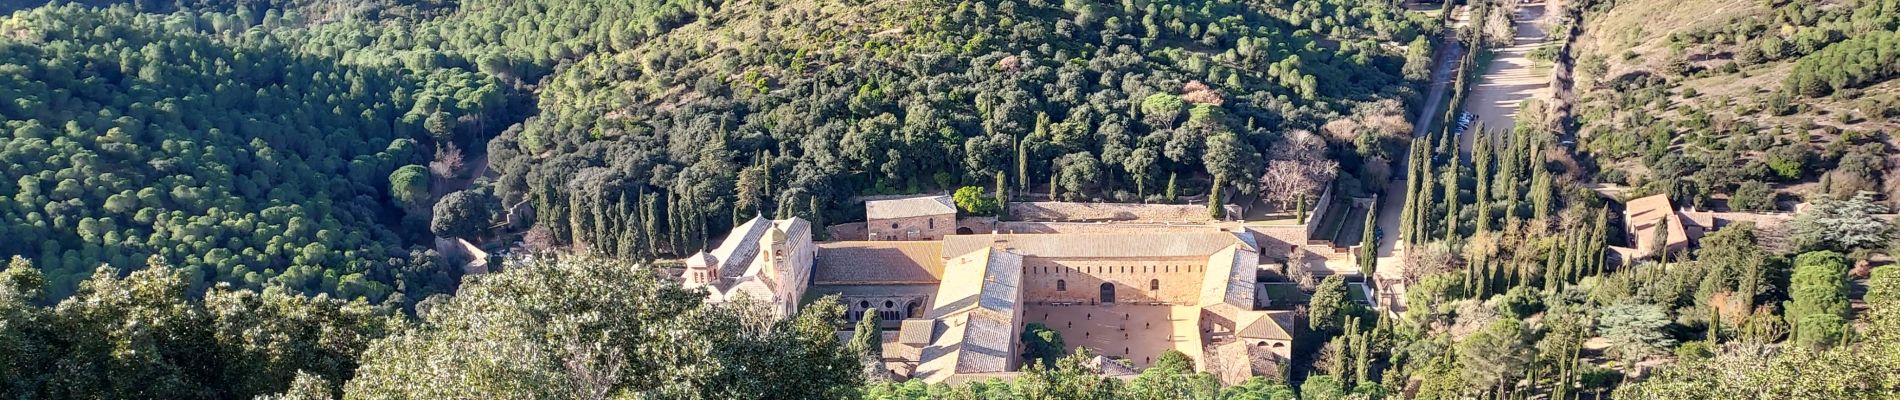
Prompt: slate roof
<box><xmin>867</xmin><ymin>195</ymin><xmax>957</xmax><ymax>220</ymax></box>
<box><xmin>813</xmin><ymin>241</ymin><xmax>946</xmax><ymax>285</ymax></box>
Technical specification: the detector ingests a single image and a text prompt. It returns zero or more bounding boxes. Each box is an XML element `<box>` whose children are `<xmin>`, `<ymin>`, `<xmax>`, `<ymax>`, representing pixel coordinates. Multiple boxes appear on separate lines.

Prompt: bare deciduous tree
<box><xmin>431</xmin><ymin>144</ymin><xmax>467</xmax><ymax>179</ymax></box>
<box><xmin>1259</xmin><ymin>130</ymin><xmax>1338</xmax><ymax>211</ymax></box>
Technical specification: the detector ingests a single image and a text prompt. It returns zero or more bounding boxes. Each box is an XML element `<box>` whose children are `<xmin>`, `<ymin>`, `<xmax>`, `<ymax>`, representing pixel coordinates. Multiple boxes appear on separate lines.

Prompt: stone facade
<box><xmin>682</xmin><ymin>216</ymin><xmax>815</xmax><ymax>318</ymax></box>
<box><xmin>866</xmin><ymin>195</ymin><xmax>959</xmax><ymax>241</ymax></box>
<box><xmin>868</xmin><ymin>214</ymin><xmax>957</xmax><ymax>241</ymax></box>
<box><xmin>1019</xmin><ymin>257</ymin><xmax>1213</xmax><ymax>305</ymax></box>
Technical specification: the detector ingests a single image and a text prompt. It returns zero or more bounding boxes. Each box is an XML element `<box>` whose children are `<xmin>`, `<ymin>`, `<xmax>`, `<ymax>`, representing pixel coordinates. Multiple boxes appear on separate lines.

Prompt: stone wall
<box><xmin>995</xmin><ymin>221</ymin><xmax>1224</xmax><ymax>234</ymax></box>
<box><xmin>1245</xmin><ymin>225</ymin><xmax>1348</xmax><ymax>276</ymax></box>
<box><xmin>1018</xmin><ymin>257</ymin><xmax>1210</xmax><ymax>305</ymax></box>
<box><xmin>1008</xmin><ymin>202</ymin><xmax>1212</xmax><ymax>223</ymax></box>
<box><xmin>867</xmin><ymin>213</ymin><xmax>956</xmax><ymax>241</ymax></box>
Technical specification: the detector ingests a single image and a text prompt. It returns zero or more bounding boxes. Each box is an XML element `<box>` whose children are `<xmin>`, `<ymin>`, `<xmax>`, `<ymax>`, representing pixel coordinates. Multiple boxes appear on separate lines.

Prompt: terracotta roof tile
<box><xmin>814</xmin><ymin>241</ymin><xmax>946</xmax><ymax>285</ymax></box>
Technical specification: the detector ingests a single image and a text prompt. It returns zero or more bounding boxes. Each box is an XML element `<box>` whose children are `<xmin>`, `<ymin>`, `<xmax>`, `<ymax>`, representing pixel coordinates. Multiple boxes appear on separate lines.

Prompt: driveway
<box><xmin>1461</xmin><ymin>2</ymin><xmax>1552</xmax><ymax>156</ymax></box>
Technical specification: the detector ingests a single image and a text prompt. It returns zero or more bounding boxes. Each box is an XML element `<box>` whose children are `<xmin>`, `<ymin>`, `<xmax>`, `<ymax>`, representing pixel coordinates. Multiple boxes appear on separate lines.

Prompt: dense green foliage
<box><xmin>343</xmin><ymin>256</ymin><xmax>863</xmax><ymax>399</ymax></box>
<box><xmin>0</xmin><ymin>5</ymin><xmax>506</xmax><ymax>301</ymax></box>
<box><xmin>486</xmin><ymin>0</ymin><xmax>1437</xmax><ymax>258</ymax></box>
<box><xmin>0</xmin><ymin>256</ymin><xmax>403</xmax><ymax>399</ymax></box>
<box><xmin>862</xmin><ymin>349</ymin><xmax>1300</xmax><ymax>400</ymax></box>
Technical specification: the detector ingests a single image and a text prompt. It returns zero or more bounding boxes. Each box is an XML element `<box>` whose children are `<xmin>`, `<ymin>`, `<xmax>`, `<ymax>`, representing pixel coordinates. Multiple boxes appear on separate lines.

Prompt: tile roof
<box><xmin>899</xmin><ymin>319</ymin><xmax>936</xmax><ymax>345</ymax></box>
<box><xmin>1199</xmin><ymin>245</ymin><xmax>1259</xmax><ymax>309</ymax></box>
<box><xmin>867</xmin><ymin>195</ymin><xmax>957</xmax><ymax>220</ymax></box>
<box><xmin>1235</xmin><ymin>311</ymin><xmax>1294</xmax><ymax>341</ymax></box>
<box><xmin>813</xmin><ymin>241</ymin><xmax>946</xmax><ymax>285</ymax></box>
<box><xmin>941</xmin><ymin>232</ymin><xmax>1255</xmax><ymax>260</ymax></box>
<box><xmin>1625</xmin><ymin>194</ymin><xmax>1689</xmax><ymax>256</ymax></box>
<box><xmin>914</xmin><ymin>247</ymin><xmax>1024</xmax><ymax>382</ymax></box>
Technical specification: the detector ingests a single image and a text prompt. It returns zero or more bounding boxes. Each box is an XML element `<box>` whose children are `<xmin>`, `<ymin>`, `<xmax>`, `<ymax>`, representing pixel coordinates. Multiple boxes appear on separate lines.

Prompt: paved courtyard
<box><xmin>1022</xmin><ymin>304</ymin><xmax>1203</xmax><ymax>369</ymax></box>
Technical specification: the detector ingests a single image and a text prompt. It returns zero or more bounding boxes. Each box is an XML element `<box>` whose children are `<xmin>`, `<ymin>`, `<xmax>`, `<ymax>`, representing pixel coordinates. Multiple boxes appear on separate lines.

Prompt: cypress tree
<box><xmin>1016</xmin><ymin>135</ymin><xmax>1028</xmax><ymax>191</ymax></box>
<box><xmin>1651</xmin><ymin>216</ymin><xmax>1671</xmax><ymax>264</ymax></box>
<box><xmin>1544</xmin><ymin>247</ymin><xmax>1563</xmax><ymax>291</ymax></box>
<box><xmin>1591</xmin><ymin>208</ymin><xmax>1608</xmax><ymax>276</ymax></box>
<box><xmin>809</xmin><ymin>196</ymin><xmax>825</xmax><ymax>237</ymax></box>
<box><xmin>1209</xmin><ymin>174</ymin><xmax>1226</xmax><ymax>219</ymax></box>
<box><xmin>643</xmin><ymin>192</ymin><xmax>660</xmax><ymax>256</ymax></box>
<box><xmin>1361</xmin><ymin>200</ymin><xmax>1378</xmax><ymax>276</ymax></box>
<box><xmin>1049</xmin><ymin>164</ymin><xmax>1060</xmax><ymax>201</ymax></box>
<box><xmin>1530</xmin><ymin>169</ymin><xmax>1553</xmax><ymax>221</ymax></box>
<box><xmin>850</xmin><ymin>310</ymin><xmax>883</xmax><ymax>359</ymax></box>
<box><xmin>994</xmin><ymin>172</ymin><xmax>1008</xmax><ymax>218</ymax></box>
<box><xmin>1352</xmin><ymin>317</ymin><xmax>1372</xmax><ymax>385</ymax></box>
<box><xmin>1296</xmin><ymin>194</ymin><xmax>1308</xmax><ymax>224</ymax></box>
<box><xmin>1442</xmin><ymin>153</ymin><xmax>1460</xmax><ymax>244</ymax></box>
<box><xmin>1473</xmin><ymin>128</ymin><xmax>1493</xmax><ymax>233</ymax></box>
<box><xmin>1166</xmin><ymin>172</ymin><xmax>1179</xmax><ymax>203</ymax></box>
<box><xmin>1400</xmin><ymin>141</ymin><xmax>1422</xmax><ymax>242</ymax></box>
<box><xmin>1415</xmin><ymin>148</ymin><xmax>1436</xmax><ymax>244</ymax></box>
<box><xmin>570</xmin><ymin>191</ymin><xmax>589</xmax><ymax>251</ymax></box>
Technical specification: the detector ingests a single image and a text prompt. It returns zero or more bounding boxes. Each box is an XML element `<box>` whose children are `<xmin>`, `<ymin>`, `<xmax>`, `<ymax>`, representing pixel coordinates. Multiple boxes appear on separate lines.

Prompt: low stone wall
<box><xmin>1008</xmin><ymin>201</ymin><xmax>1212</xmax><ymax>223</ymax></box>
<box><xmin>994</xmin><ymin>221</ymin><xmax>1226</xmax><ymax>234</ymax></box>
<box><xmin>824</xmin><ymin>222</ymin><xmax>867</xmax><ymax>242</ymax></box>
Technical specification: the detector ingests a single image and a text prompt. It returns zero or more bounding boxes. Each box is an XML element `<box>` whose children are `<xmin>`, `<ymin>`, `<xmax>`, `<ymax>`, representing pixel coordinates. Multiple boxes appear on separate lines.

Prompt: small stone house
<box><xmin>866</xmin><ymin>195</ymin><xmax>958</xmax><ymax>241</ymax></box>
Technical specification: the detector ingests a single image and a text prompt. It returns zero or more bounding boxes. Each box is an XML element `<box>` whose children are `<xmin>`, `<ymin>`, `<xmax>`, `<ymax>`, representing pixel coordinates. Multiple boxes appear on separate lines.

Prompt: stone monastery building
<box><xmin>684</xmin><ymin>209</ymin><xmax>1296</xmax><ymax>385</ymax></box>
<box><xmin>681</xmin><ymin>216</ymin><xmax>815</xmax><ymax>318</ymax></box>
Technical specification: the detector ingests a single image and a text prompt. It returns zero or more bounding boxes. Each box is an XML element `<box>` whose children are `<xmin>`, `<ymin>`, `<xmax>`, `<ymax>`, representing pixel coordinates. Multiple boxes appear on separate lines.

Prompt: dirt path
<box><xmin>1374</xmin><ymin>34</ymin><xmax>1465</xmax><ymax>275</ymax></box>
<box><xmin>1461</xmin><ymin>2</ymin><xmax>1552</xmax><ymax>156</ymax></box>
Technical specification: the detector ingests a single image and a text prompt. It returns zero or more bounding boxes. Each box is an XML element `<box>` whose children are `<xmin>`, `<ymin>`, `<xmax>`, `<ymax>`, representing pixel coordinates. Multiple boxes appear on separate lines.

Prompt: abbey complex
<box><xmin>678</xmin><ymin>195</ymin><xmax>1366</xmax><ymax>385</ymax></box>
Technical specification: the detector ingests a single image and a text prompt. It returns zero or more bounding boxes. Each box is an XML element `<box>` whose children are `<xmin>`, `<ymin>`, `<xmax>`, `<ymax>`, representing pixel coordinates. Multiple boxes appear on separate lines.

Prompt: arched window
<box><xmin>1056</xmin><ymin>280</ymin><xmax>1067</xmax><ymax>292</ymax></box>
<box><xmin>928</xmin><ymin>219</ymin><xmax>934</xmax><ymax>229</ymax></box>
<box><xmin>1100</xmin><ymin>283</ymin><xmax>1116</xmax><ymax>304</ymax></box>
<box><xmin>1150</xmin><ymin>279</ymin><xmax>1160</xmax><ymax>291</ymax></box>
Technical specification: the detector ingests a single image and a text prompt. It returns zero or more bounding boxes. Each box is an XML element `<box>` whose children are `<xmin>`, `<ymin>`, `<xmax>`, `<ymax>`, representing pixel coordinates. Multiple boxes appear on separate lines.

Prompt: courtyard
<box><xmin>1021</xmin><ymin>304</ymin><xmax>1204</xmax><ymax>369</ymax></box>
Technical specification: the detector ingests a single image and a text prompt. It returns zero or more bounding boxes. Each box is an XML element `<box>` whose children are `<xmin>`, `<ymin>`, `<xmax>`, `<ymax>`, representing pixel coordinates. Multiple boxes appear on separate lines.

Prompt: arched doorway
<box><xmin>1100</xmin><ymin>283</ymin><xmax>1116</xmax><ymax>304</ymax></box>
<box><xmin>956</xmin><ymin>227</ymin><xmax>974</xmax><ymax>235</ymax></box>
